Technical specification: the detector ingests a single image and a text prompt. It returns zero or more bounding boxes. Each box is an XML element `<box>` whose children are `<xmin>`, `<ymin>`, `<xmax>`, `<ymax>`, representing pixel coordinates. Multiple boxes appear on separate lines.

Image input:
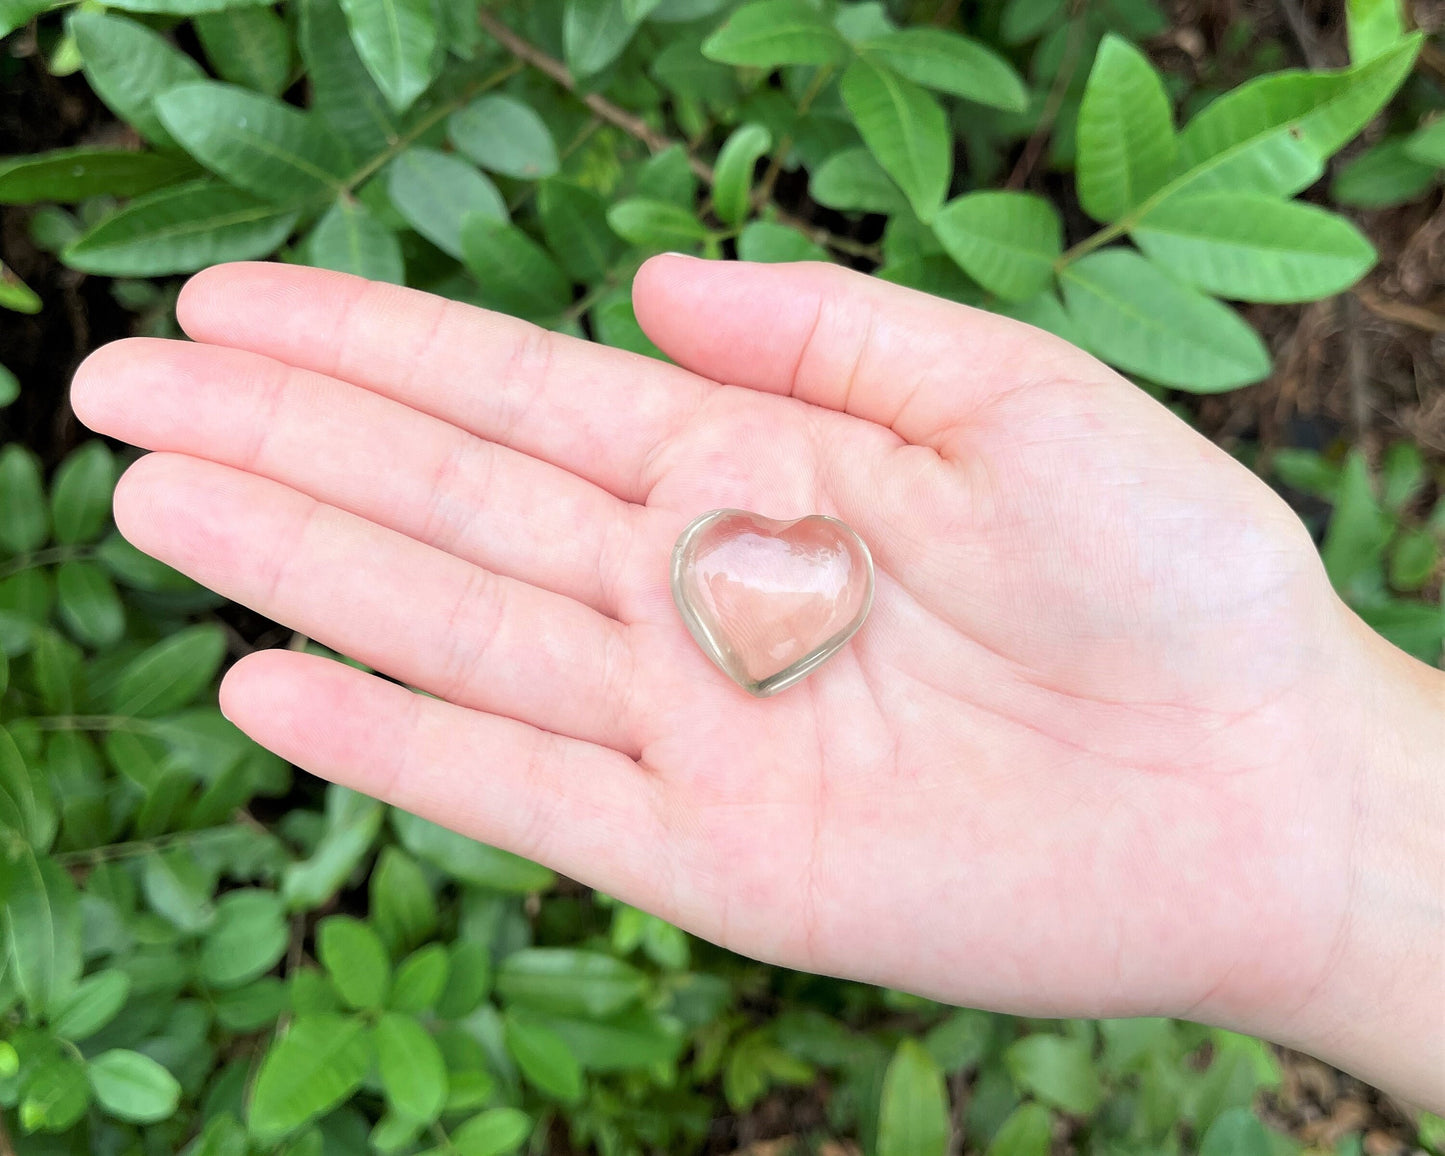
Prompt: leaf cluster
<box><xmin>1</xmin><ymin>0</ymin><xmax>1443</xmax><ymax>1151</ymax></box>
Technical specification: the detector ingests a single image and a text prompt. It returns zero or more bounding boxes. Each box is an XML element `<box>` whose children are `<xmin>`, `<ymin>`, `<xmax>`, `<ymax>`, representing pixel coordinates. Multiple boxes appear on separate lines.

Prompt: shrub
<box><xmin>0</xmin><ymin>0</ymin><xmax>1442</xmax><ymax>1152</ymax></box>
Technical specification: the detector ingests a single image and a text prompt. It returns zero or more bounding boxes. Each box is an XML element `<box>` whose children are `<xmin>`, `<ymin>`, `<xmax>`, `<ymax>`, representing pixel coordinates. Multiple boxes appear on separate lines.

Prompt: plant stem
<box><xmin>753</xmin><ymin>63</ymin><xmax>836</xmax><ymax>209</ymax></box>
<box><xmin>1056</xmin><ymin>218</ymin><xmax>1127</xmax><ymax>267</ymax></box>
<box><xmin>477</xmin><ymin>7</ymin><xmax>880</xmax><ymax>262</ymax></box>
<box><xmin>479</xmin><ymin>8</ymin><xmax>711</xmax><ymax>179</ymax></box>
<box><xmin>0</xmin><ymin>545</ymin><xmax>93</xmax><ymax>580</ymax></box>
<box><xmin>30</xmin><ymin>714</ymin><xmax>141</xmax><ymax>732</ymax></box>
<box><xmin>342</xmin><ymin>59</ymin><xmax>525</xmax><ymax>192</ymax></box>
<box><xmin>55</xmin><ymin>823</ymin><xmax>241</xmax><ymax>867</ymax></box>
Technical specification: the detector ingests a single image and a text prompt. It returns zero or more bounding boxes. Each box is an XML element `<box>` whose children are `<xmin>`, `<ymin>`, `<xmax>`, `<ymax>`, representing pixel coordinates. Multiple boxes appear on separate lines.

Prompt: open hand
<box><xmin>71</xmin><ymin>257</ymin><xmax>1442</xmax><ymax>1105</ymax></box>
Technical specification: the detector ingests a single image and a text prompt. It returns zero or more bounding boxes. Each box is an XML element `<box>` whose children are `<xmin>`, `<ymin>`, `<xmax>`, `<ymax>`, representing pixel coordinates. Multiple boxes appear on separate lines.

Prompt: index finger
<box><xmin>176</xmin><ymin>262</ymin><xmax>712</xmax><ymax>504</ymax></box>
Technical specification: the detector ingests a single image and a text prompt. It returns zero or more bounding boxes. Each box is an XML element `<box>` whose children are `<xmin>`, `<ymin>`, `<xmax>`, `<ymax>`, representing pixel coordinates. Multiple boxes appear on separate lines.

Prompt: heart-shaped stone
<box><xmin>670</xmin><ymin>509</ymin><xmax>874</xmax><ymax>697</ymax></box>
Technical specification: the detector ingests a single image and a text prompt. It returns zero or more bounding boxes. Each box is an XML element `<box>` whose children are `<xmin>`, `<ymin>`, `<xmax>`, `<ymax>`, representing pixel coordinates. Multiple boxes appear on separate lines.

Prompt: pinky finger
<box><xmin>220</xmin><ymin>649</ymin><xmax>665</xmax><ymax>898</ymax></box>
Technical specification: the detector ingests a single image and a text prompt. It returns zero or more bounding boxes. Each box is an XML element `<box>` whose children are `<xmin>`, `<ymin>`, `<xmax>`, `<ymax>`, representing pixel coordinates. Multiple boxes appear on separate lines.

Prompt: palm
<box><xmin>74</xmin><ymin>257</ymin><xmax>1356</xmax><ymax>1026</ymax></box>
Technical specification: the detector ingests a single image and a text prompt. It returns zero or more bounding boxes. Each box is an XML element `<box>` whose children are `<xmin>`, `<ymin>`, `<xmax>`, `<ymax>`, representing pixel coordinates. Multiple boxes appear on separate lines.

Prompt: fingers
<box><xmin>72</xmin><ymin>338</ymin><xmax>652</xmax><ymax>619</ymax></box>
<box><xmin>220</xmin><ymin>649</ymin><xmax>666</xmax><ymax>900</ymax></box>
<box><xmin>175</xmin><ymin>263</ymin><xmax>711</xmax><ymax>503</ymax></box>
<box><xmin>632</xmin><ymin>256</ymin><xmax>1094</xmax><ymax>452</ymax></box>
<box><xmin>114</xmin><ymin>453</ymin><xmax>642</xmax><ymax>754</ymax></box>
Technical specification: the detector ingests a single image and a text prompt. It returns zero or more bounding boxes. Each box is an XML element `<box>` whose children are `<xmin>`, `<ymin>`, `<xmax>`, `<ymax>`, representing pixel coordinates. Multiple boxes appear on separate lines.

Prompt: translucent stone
<box><xmin>670</xmin><ymin>509</ymin><xmax>874</xmax><ymax>697</ymax></box>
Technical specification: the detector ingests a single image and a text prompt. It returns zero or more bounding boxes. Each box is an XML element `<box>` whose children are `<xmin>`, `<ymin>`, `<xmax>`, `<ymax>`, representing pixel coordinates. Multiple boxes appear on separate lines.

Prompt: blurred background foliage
<box><xmin>0</xmin><ymin>0</ymin><xmax>1442</xmax><ymax>1152</ymax></box>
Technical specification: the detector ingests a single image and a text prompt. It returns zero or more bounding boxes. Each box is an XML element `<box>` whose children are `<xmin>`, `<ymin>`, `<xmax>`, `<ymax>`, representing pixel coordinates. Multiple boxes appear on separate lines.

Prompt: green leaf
<box><xmin>448</xmin><ymin>95</ymin><xmax>559</xmax><ymax>180</ymax></box>
<box><xmin>606</xmin><ymin>197</ymin><xmax>711</xmax><ymax>250</ymax></box>
<box><xmin>101</xmin><ymin>0</ymin><xmax>277</xmax><ymax>14</ymax></box>
<box><xmin>592</xmin><ymin>288</ymin><xmax>668</xmax><ymax>355</ymax></box>
<box><xmin>86</xmin><ymin>1049</ymin><xmax>180</xmax><ymax>1123</ymax></box>
<box><xmin>504</xmin><ymin>1009</ymin><xmax>583</xmax><ymax>1104</ymax></box>
<box><xmin>3</xmin><ymin>846</ymin><xmax>83</xmax><ymax>1016</ymax></box>
<box><xmin>370</xmin><ymin>845</ymin><xmax>437</xmax><ymax>955</ymax></box>
<box><xmin>712</xmin><ymin>122</ymin><xmax>772</xmax><ymax>226</ymax></box>
<box><xmin>317</xmin><ymin>915</ymin><xmax>392</xmax><ymax>1009</ymax></box>
<box><xmin>389</xmin><ymin>944</ymin><xmax>449</xmax><ymax>1013</ymax></box>
<box><xmin>1199</xmin><ymin>1107</ymin><xmax>1273</xmax><ymax>1156</ymax></box>
<box><xmin>1060</xmin><ymin>248</ymin><xmax>1270</xmax><ymax>391</ymax></box>
<box><xmin>1406</xmin><ymin>116</ymin><xmax>1445</xmax><ymax>167</ymax></box>
<box><xmin>859</xmin><ymin>28</ymin><xmax>1027</xmax><ymax>112</ymax></box>
<box><xmin>56</xmin><ymin>561</ymin><xmax>125</xmax><ymax>648</ymax></box>
<box><xmin>281</xmin><ymin>786</ymin><xmax>384</xmax><ymax>911</ymax></box>
<box><xmin>1001</xmin><ymin>0</ymin><xmax>1063</xmax><ymax>43</ymax></box>
<box><xmin>1132</xmin><ymin>194</ymin><xmax>1375</xmax><ymax>302</ymax></box>
<box><xmin>1381</xmin><ymin>442</ymin><xmax>1425</xmax><ymax>510</ymax></box>
<box><xmin>142</xmin><ymin>848</ymin><xmax>217</xmax><ymax>933</ymax></box>
<box><xmin>195</xmin><ymin>7</ymin><xmax>292</xmax><ymax>96</ymax></box>
<box><xmin>1076</xmin><ymin>34</ymin><xmax>1175</xmax><ymax>222</ymax></box>
<box><xmin>338</xmin><ymin>0</ymin><xmax>437</xmax><ymax>112</ymax></box>
<box><xmin>1389</xmin><ymin>528</ymin><xmax>1436</xmax><ymax>591</ymax></box>
<box><xmin>933</xmin><ymin>191</ymin><xmax>1061</xmax><ymax>301</ymax></box>
<box><xmin>0</xmin><ymin>567</ymin><xmax>52</xmax><ymax>656</ymax></box>
<box><xmin>20</xmin><ymin>1052</ymin><xmax>89</xmax><ymax>1132</ymax></box>
<box><xmin>156</xmin><ymin>82</ymin><xmax>351</xmax><ymax>203</ymax></box>
<box><xmin>985</xmin><ymin>1102</ymin><xmax>1052</xmax><ymax>1156</ymax></box>
<box><xmin>840</xmin><ymin>58</ymin><xmax>951</xmax><ymax>223</ymax></box>
<box><xmin>701</xmin><ymin>0</ymin><xmax>849</xmax><ymax>67</ymax></box>
<box><xmin>376</xmin><ymin>1012</ymin><xmax>448</xmax><ymax>1123</ymax></box>
<box><xmin>1346</xmin><ymin>0</ymin><xmax>1403</xmax><ymax>63</ymax></box>
<box><xmin>68</xmin><ymin>11</ymin><xmax>205</xmax><ymax>151</ymax></box>
<box><xmin>0</xmin><ymin>149</ymin><xmax>198</xmax><ymax>204</ymax></box>
<box><xmin>50</xmin><ymin>441</ymin><xmax>115</xmax><ymax>546</ymax></box>
<box><xmin>810</xmin><ymin>146</ymin><xmax>908</xmax><ymax>214</ymax></box>
<box><xmin>1322</xmin><ymin>451</ymin><xmax>1392</xmax><ymax>601</ymax></box>
<box><xmin>530</xmin><ymin>1006</ymin><xmax>685</xmax><ymax>1071</ymax></box>
<box><xmin>447</xmin><ymin>1108</ymin><xmax>532</xmax><ymax>1156</ymax></box>
<box><xmin>393</xmin><ymin>809</ymin><xmax>554</xmax><ymax>890</ymax></box>
<box><xmin>299</xmin><ymin>0</ymin><xmax>399</xmax><ymax>158</ymax></box>
<box><xmin>50</xmin><ymin>969</ymin><xmax>131</xmax><ymax>1040</ymax></box>
<box><xmin>0</xmin><ymin>263</ymin><xmax>40</xmax><ymax>314</ymax></box>
<box><xmin>434</xmin><ymin>941</ymin><xmax>492</xmax><ymax>1019</ymax></box>
<box><xmin>111</xmin><ymin>624</ymin><xmax>226</xmax><ymax>716</ymax></box>
<box><xmin>0</xmin><ymin>444</ymin><xmax>47</xmax><ymax>553</ymax></box>
<box><xmin>496</xmin><ymin>949</ymin><xmax>648</xmax><ymax>1019</ymax></box>
<box><xmin>996</xmin><ymin>289</ymin><xmax>1084</xmax><ymax>345</ymax></box>
<box><xmin>388</xmin><ymin>147</ymin><xmax>507</xmax><ymax>260</ymax></box>
<box><xmin>201</xmin><ymin>889</ymin><xmax>288</xmax><ymax>989</ymax></box>
<box><xmin>248</xmin><ymin>1014</ymin><xmax>373</xmax><ymax>1142</ymax></box>
<box><xmin>32</xmin><ymin>629</ymin><xmax>83</xmax><ymax>715</ymax></box>
<box><xmin>1004</xmin><ymin>1034</ymin><xmax>1103</xmax><ymax>1115</ymax></box>
<box><xmin>0</xmin><ymin>363</ymin><xmax>17</xmax><ymax>408</ymax></box>
<box><xmin>0</xmin><ymin>725</ymin><xmax>42</xmax><ymax>841</ymax></box>
<box><xmin>1332</xmin><ymin>137</ymin><xmax>1438</xmax><ymax>208</ymax></box>
<box><xmin>877</xmin><ymin>1039</ymin><xmax>949</xmax><ymax>1156</ymax></box>
<box><xmin>459</xmin><ymin>216</ymin><xmax>574</xmax><ymax>321</ymax></box>
<box><xmin>1174</xmin><ymin>35</ymin><xmax>1421</xmax><ymax>195</ymax></box>
<box><xmin>215</xmin><ymin>977</ymin><xmax>289</xmax><ymax>1031</ymax></box>
<box><xmin>304</xmin><ymin>197</ymin><xmax>404</xmax><ymax>283</ymax></box>
<box><xmin>2</xmin><ymin>0</ymin><xmax>59</xmax><ymax>38</ymax></box>
<box><xmin>537</xmin><ymin>181</ymin><xmax>621</xmax><ymax>282</ymax></box>
<box><xmin>564</xmin><ymin>0</ymin><xmax>638</xmax><ymax>77</ymax></box>
<box><xmin>64</xmin><ymin>181</ymin><xmax>299</xmax><ymax>276</ymax></box>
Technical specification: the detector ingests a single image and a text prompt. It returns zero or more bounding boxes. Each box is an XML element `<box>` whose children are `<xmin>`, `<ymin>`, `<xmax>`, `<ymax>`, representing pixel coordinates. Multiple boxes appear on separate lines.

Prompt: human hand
<box><xmin>70</xmin><ymin>258</ymin><xmax>1443</xmax><ymax>1107</ymax></box>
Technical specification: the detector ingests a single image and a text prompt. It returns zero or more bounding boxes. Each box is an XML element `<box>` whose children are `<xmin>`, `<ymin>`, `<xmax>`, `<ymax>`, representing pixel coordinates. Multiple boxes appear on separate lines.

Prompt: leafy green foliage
<box><xmin>2</xmin><ymin>0</ymin><xmax>1441</xmax><ymax>1150</ymax></box>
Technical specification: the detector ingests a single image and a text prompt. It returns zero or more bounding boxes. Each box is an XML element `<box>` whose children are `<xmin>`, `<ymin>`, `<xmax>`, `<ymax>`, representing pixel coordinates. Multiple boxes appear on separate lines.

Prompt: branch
<box><xmin>478</xmin><ymin>9</ymin><xmax>713</xmax><ymax>183</ymax></box>
<box><xmin>1353</xmin><ymin>283</ymin><xmax>1445</xmax><ymax>334</ymax></box>
<box><xmin>477</xmin><ymin>8</ymin><xmax>880</xmax><ymax>263</ymax></box>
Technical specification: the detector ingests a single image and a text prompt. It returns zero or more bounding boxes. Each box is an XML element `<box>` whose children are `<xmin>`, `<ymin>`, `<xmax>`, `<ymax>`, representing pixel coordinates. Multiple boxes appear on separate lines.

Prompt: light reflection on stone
<box><xmin>670</xmin><ymin>510</ymin><xmax>874</xmax><ymax>697</ymax></box>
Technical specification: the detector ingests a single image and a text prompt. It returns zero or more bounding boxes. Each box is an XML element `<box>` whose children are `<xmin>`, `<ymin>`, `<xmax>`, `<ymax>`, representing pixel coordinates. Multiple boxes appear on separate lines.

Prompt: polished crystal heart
<box><xmin>670</xmin><ymin>509</ymin><xmax>874</xmax><ymax>697</ymax></box>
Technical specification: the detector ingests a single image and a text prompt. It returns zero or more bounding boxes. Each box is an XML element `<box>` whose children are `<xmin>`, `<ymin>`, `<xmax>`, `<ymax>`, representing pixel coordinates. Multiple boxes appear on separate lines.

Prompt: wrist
<box><xmin>1236</xmin><ymin>608</ymin><xmax>1444</xmax><ymax>1109</ymax></box>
